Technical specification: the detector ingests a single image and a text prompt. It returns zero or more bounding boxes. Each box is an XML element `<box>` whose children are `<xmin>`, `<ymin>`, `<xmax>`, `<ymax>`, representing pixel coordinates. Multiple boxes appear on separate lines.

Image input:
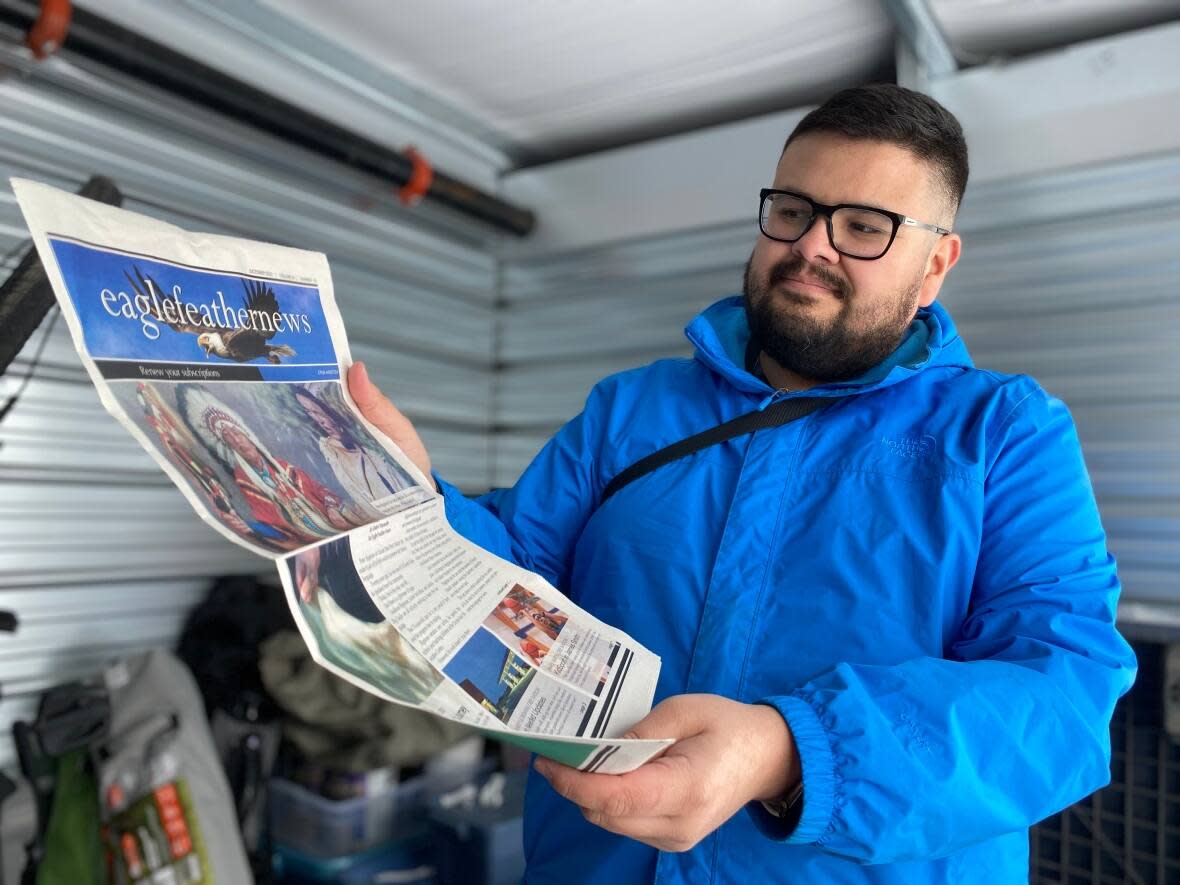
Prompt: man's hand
<box><xmin>534</xmin><ymin>694</ymin><xmax>800</xmax><ymax>852</ymax></box>
<box><xmin>347</xmin><ymin>362</ymin><xmax>435</xmax><ymax>485</ymax></box>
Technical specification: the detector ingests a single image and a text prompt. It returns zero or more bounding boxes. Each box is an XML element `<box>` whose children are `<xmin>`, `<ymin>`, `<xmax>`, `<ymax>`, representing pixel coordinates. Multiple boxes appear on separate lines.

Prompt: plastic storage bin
<box><xmin>268</xmin><ymin>777</ymin><xmax>414</xmax><ymax>858</ymax></box>
<box><xmin>269</xmin><ymin>760</ymin><xmax>490</xmax><ymax>858</ymax></box>
<box><xmin>427</xmin><ymin>770</ymin><xmax>527</xmax><ymax>885</ymax></box>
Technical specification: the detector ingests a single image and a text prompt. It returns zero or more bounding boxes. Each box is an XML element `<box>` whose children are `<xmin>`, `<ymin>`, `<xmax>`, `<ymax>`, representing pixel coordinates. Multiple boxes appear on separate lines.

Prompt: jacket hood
<box><xmin>685</xmin><ymin>295</ymin><xmax>973</xmax><ymax>399</ymax></box>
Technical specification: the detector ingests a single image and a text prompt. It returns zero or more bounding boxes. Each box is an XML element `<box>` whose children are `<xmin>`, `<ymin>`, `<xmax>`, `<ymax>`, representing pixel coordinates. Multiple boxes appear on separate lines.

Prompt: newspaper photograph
<box><xmin>11</xmin><ymin>178</ymin><xmax>671</xmax><ymax>775</ymax></box>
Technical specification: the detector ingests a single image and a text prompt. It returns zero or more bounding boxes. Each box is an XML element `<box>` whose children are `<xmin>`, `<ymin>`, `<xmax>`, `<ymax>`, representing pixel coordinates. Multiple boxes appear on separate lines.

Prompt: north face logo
<box><xmin>881</xmin><ymin>435</ymin><xmax>935</xmax><ymax>459</ymax></box>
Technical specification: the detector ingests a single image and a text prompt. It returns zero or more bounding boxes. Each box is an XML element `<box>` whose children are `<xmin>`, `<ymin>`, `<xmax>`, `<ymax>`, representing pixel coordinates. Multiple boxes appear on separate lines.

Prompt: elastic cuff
<box><xmin>752</xmin><ymin>694</ymin><xmax>837</xmax><ymax>845</ymax></box>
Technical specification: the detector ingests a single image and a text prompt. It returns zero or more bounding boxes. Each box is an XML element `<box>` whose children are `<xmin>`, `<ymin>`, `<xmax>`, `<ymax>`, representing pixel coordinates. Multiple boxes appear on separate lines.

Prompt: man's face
<box><xmin>743</xmin><ymin>132</ymin><xmax>959</xmax><ymax>383</ymax></box>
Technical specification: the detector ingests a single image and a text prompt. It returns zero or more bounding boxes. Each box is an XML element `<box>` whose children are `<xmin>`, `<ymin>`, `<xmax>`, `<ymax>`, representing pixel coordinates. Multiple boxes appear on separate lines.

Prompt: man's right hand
<box><xmin>347</xmin><ymin>362</ymin><xmax>436</xmax><ymax>487</ymax></box>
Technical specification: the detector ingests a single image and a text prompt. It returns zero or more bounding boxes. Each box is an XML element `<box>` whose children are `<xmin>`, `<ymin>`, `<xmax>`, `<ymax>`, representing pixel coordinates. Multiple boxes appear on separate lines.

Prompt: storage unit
<box><xmin>1</xmin><ymin>3</ymin><xmax>1179</xmax><ymax>881</ymax></box>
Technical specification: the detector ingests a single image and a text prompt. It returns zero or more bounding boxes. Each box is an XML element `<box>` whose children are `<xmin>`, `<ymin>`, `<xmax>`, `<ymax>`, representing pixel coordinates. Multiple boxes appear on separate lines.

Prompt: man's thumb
<box><xmin>347</xmin><ymin>362</ymin><xmax>432</xmax><ymax>478</ymax></box>
<box><xmin>623</xmin><ymin>695</ymin><xmax>702</xmax><ymax>742</ymax></box>
<box><xmin>349</xmin><ymin>362</ymin><xmax>404</xmax><ymax>433</ymax></box>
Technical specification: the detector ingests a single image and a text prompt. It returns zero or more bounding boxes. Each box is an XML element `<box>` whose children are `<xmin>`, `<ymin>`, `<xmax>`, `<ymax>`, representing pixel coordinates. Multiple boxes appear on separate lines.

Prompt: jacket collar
<box><xmin>685</xmin><ymin>295</ymin><xmax>972</xmax><ymax>399</ymax></box>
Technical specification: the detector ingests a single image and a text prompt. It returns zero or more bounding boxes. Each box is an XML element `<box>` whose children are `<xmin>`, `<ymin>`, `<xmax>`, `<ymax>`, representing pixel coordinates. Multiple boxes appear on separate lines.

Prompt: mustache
<box><xmin>767</xmin><ymin>258</ymin><xmax>850</xmax><ymax>299</ymax></box>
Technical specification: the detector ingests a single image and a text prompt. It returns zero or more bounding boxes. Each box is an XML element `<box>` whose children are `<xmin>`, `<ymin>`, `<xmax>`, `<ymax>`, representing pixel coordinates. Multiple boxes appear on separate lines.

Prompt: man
<box><xmin>350</xmin><ymin>85</ymin><xmax>1137</xmax><ymax>883</ymax></box>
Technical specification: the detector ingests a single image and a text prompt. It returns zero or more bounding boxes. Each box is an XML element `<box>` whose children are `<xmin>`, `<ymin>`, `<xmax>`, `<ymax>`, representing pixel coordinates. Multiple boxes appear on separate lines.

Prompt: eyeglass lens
<box><xmin>760</xmin><ymin>193</ymin><xmax>894</xmax><ymax>259</ymax></box>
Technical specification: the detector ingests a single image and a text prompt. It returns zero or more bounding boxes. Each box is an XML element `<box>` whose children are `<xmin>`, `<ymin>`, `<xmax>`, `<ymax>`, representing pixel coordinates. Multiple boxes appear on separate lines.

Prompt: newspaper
<box><xmin>11</xmin><ymin>179</ymin><xmax>671</xmax><ymax>774</ymax></box>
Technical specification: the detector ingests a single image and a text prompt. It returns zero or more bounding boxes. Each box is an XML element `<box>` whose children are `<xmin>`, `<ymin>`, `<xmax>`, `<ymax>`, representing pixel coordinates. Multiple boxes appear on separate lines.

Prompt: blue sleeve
<box><xmin>754</xmin><ymin>386</ymin><xmax>1137</xmax><ymax>862</ymax></box>
<box><xmin>433</xmin><ymin>381</ymin><xmax>612</xmax><ymax>592</ymax></box>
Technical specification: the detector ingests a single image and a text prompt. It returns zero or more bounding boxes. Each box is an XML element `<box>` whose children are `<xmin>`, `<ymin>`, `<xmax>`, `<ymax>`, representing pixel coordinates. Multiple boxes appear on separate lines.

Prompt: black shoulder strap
<box><xmin>600</xmin><ymin>396</ymin><xmax>834</xmax><ymax>504</ymax></box>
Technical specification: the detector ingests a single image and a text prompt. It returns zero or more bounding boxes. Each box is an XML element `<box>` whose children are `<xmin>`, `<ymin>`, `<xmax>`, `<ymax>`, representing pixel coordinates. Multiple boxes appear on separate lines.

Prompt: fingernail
<box><xmin>534</xmin><ymin>758</ymin><xmax>551</xmax><ymax>776</ymax></box>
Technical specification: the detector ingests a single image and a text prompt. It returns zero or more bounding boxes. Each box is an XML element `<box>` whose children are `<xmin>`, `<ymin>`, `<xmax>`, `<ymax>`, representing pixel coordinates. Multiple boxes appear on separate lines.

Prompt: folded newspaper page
<box><xmin>12</xmin><ymin>178</ymin><xmax>671</xmax><ymax>774</ymax></box>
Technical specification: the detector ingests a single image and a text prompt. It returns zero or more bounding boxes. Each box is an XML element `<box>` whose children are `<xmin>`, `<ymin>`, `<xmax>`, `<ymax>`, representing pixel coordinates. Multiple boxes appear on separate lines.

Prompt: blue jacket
<box><xmin>435</xmin><ymin>296</ymin><xmax>1136</xmax><ymax>884</ymax></box>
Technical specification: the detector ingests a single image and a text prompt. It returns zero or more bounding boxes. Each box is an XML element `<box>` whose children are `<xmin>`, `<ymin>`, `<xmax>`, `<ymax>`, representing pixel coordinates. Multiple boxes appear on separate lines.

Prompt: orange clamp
<box><xmin>398</xmin><ymin>146</ymin><xmax>434</xmax><ymax>206</ymax></box>
<box><xmin>26</xmin><ymin>0</ymin><xmax>72</xmax><ymax>60</ymax></box>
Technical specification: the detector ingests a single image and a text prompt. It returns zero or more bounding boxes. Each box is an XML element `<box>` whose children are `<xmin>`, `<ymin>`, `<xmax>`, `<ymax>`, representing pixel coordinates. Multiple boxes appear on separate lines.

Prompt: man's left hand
<box><xmin>533</xmin><ymin>693</ymin><xmax>800</xmax><ymax>852</ymax></box>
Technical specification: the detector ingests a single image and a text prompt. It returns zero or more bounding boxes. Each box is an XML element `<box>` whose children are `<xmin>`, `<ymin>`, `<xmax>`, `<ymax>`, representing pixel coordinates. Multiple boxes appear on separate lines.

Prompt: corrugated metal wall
<box><xmin>0</xmin><ymin>61</ymin><xmax>498</xmax><ymax>765</ymax></box>
<box><xmin>495</xmin><ymin>223</ymin><xmax>752</xmax><ymax>485</ymax></box>
<box><xmin>493</xmin><ymin>150</ymin><xmax>1180</xmax><ymax>627</ymax></box>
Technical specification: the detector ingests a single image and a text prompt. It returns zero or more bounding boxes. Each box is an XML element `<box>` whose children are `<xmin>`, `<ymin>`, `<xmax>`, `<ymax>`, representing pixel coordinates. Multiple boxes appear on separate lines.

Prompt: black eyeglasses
<box><xmin>758</xmin><ymin>188</ymin><xmax>951</xmax><ymax>260</ymax></box>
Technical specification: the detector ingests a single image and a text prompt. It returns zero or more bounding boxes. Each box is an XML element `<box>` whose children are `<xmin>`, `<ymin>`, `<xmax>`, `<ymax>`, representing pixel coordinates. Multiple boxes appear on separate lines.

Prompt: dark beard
<box><xmin>742</xmin><ymin>254</ymin><xmax>920</xmax><ymax>383</ymax></box>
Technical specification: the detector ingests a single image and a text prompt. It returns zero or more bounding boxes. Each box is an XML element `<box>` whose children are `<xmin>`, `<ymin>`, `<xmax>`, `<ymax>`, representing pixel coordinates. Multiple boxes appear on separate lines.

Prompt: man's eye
<box><xmin>778</xmin><ymin>208</ymin><xmax>806</xmax><ymax>220</ymax></box>
<box><xmin>850</xmin><ymin>222</ymin><xmax>884</xmax><ymax>235</ymax></box>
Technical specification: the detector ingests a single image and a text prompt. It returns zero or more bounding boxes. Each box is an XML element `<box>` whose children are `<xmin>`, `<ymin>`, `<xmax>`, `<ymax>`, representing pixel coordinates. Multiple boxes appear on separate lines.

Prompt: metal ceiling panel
<box><xmin>258</xmin><ymin>0</ymin><xmax>893</xmax><ymax>162</ymax></box>
<box><xmin>218</xmin><ymin>0</ymin><xmax>1178</xmax><ymax>166</ymax></box>
<box><xmin>931</xmin><ymin>0</ymin><xmax>1180</xmax><ymax>58</ymax></box>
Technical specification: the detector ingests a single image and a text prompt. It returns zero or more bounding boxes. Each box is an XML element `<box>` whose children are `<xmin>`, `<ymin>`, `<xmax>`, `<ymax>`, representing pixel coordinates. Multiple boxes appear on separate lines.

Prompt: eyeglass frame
<box><xmin>758</xmin><ymin>188</ymin><xmax>952</xmax><ymax>261</ymax></box>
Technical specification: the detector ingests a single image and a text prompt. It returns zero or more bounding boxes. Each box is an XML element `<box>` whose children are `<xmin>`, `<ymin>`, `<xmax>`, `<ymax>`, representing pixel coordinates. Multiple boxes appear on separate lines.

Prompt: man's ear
<box><xmin>917</xmin><ymin>233</ymin><xmax>961</xmax><ymax>308</ymax></box>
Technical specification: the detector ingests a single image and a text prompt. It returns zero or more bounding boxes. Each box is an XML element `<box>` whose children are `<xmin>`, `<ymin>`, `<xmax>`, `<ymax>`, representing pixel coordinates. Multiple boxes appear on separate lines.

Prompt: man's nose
<box><xmin>791</xmin><ymin>214</ymin><xmax>839</xmax><ymax>266</ymax></box>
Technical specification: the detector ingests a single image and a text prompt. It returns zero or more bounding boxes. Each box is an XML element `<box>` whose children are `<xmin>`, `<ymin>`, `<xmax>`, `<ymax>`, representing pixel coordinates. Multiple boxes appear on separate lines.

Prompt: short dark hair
<box><xmin>784</xmin><ymin>84</ymin><xmax>969</xmax><ymax>215</ymax></box>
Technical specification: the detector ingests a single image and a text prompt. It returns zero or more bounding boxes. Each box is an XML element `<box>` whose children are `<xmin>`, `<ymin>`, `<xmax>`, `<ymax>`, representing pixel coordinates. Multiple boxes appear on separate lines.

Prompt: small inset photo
<box><xmin>444</xmin><ymin>627</ymin><xmax>536</xmax><ymax>726</ymax></box>
<box><xmin>486</xmin><ymin>584</ymin><xmax>570</xmax><ymax>648</ymax></box>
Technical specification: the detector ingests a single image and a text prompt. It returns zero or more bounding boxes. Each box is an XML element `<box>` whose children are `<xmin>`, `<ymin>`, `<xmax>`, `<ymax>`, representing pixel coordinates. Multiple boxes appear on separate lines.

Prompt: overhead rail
<box><xmin>879</xmin><ymin>0</ymin><xmax>958</xmax><ymax>85</ymax></box>
<box><xmin>0</xmin><ymin>0</ymin><xmax>535</xmax><ymax>237</ymax></box>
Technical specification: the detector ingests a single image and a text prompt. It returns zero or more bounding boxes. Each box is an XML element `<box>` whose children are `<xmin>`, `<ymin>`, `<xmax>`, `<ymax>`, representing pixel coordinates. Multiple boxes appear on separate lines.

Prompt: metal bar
<box><xmin>879</xmin><ymin>0</ymin><xmax>957</xmax><ymax>81</ymax></box>
<box><xmin>176</xmin><ymin>0</ymin><xmax>511</xmax><ymax>171</ymax></box>
<box><xmin>0</xmin><ymin>0</ymin><xmax>535</xmax><ymax>236</ymax></box>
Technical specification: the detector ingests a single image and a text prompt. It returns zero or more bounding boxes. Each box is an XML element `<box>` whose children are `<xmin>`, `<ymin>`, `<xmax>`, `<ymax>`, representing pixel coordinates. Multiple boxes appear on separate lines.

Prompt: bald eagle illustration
<box><xmin>125</xmin><ymin>267</ymin><xmax>298</xmax><ymax>365</ymax></box>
